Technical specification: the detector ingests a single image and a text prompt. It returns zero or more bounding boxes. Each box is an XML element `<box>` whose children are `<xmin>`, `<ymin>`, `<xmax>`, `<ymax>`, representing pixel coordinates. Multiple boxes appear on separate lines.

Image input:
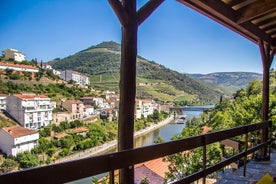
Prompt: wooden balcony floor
<box><xmin>216</xmin><ymin>149</ymin><xmax>276</xmax><ymax>184</ymax></box>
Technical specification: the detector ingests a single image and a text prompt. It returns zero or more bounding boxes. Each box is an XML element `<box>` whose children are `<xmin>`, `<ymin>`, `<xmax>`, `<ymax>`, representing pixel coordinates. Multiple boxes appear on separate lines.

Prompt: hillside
<box><xmin>188</xmin><ymin>72</ymin><xmax>262</xmax><ymax>94</ymax></box>
<box><xmin>48</xmin><ymin>41</ymin><xmax>224</xmax><ymax>105</ymax></box>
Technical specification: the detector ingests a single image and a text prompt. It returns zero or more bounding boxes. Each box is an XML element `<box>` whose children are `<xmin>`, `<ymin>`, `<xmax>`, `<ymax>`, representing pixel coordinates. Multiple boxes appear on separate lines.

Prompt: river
<box><xmin>135</xmin><ymin>109</ymin><xmax>202</xmax><ymax>146</ymax></box>
<box><xmin>69</xmin><ymin>108</ymin><xmax>204</xmax><ymax>184</ymax></box>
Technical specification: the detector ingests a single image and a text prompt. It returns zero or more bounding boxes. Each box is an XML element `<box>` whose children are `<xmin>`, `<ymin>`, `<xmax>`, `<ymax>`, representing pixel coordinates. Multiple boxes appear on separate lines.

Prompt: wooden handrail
<box><xmin>0</xmin><ymin>121</ymin><xmax>272</xmax><ymax>184</ymax></box>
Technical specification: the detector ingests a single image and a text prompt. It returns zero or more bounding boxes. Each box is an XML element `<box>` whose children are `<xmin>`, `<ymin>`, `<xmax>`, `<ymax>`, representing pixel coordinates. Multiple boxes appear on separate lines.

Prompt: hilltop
<box><xmin>48</xmin><ymin>41</ymin><xmax>224</xmax><ymax>105</ymax></box>
<box><xmin>188</xmin><ymin>72</ymin><xmax>262</xmax><ymax>94</ymax></box>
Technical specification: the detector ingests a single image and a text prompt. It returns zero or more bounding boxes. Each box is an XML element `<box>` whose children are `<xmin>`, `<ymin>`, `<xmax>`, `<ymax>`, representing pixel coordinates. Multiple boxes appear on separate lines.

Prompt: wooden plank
<box><xmin>108</xmin><ymin>0</ymin><xmax>128</xmax><ymax>27</ymax></box>
<box><xmin>237</xmin><ymin>0</ymin><xmax>276</xmax><ymax>24</ymax></box>
<box><xmin>137</xmin><ymin>0</ymin><xmax>164</xmax><ymax>25</ymax></box>
<box><xmin>0</xmin><ymin>122</ymin><xmax>270</xmax><ymax>184</ymax></box>
<box><xmin>177</xmin><ymin>0</ymin><xmax>275</xmax><ymax>46</ymax></box>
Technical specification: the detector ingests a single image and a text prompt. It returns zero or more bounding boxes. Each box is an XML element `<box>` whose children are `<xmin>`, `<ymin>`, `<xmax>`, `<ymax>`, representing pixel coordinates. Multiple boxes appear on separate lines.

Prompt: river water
<box><xmin>135</xmin><ymin>109</ymin><xmax>202</xmax><ymax>147</ymax></box>
<box><xmin>69</xmin><ymin>108</ymin><xmax>204</xmax><ymax>184</ymax></box>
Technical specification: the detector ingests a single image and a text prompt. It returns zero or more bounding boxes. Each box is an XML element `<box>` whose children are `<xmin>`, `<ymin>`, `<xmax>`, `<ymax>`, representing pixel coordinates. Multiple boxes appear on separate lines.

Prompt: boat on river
<box><xmin>174</xmin><ymin>115</ymin><xmax>187</xmax><ymax>124</ymax></box>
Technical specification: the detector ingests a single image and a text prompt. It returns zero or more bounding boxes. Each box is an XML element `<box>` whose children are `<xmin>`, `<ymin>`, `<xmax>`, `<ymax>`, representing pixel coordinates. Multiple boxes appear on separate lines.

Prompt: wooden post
<box><xmin>108</xmin><ymin>0</ymin><xmax>164</xmax><ymax>183</ymax></box>
<box><xmin>258</xmin><ymin>40</ymin><xmax>275</xmax><ymax>159</ymax></box>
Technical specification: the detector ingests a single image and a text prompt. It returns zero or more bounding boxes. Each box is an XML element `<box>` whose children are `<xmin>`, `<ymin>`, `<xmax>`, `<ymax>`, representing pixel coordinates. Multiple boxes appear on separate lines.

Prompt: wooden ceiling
<box><xmin>177</xmin><ymin>0</ymin><xmax>276</xmax><ymax>47</ymax></box>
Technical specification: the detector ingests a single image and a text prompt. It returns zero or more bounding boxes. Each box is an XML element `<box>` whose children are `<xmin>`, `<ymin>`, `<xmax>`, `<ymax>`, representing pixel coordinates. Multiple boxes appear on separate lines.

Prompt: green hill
<box><xmin>48</xmin><ymin>41</ymin><xmax>224</xmax><ymax>105</ymax></box>
<box><xmin>188</xmin><ymin>72</ymin><xmax>262</xmax><ymax>95</ymax></box>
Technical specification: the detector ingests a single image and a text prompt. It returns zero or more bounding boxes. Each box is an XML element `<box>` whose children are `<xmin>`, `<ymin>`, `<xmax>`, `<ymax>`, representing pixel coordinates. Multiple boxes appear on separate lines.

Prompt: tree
<box><xmin>5</xmin><ymin>68</ymin><xmax>13</xmax><ymax>75</ymax></box>
<box><xmin>16</xmin><ymin>152</ymin><xmax>39</xmax><ymax>169</ymax></box>
<box><xmin>0</xmin><ymin>158</ymin><xmax>19</xmax><ymax>173</ymax></box>
<box><xmin>60</xmin><ymin>136</ymin><xmax>75</xmax><ymax>149</ymax></box>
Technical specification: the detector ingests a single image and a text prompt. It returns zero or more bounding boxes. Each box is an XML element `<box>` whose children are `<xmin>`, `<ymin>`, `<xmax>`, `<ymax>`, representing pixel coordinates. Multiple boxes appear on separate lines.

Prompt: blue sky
<box><xmin>0</xmin><ymin>0</ymin><xmax>266</xmax><ymax>74</ymax></box>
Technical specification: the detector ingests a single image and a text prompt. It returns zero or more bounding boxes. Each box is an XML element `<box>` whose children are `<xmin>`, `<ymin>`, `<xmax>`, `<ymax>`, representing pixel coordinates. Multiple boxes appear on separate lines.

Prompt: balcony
<box><xmin>217</xmin><ymin>149</ymin><xmax>276</xmax><ymax>183</ymax></box>
<box><xmin>0</xmin><ymin>121</ymin><xmax>273</xmax><ymax>184</ymax></box>
<box><xmin>1</xmin><ymin>1</ymin><xmax>275</xmax><ymax>184</ymax></box>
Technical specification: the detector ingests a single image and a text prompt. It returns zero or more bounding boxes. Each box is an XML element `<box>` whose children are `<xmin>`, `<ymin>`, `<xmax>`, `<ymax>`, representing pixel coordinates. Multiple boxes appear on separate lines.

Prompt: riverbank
<box><xmin>54</xmin><ymin>115</ymin><xmax>174</xmax><ymax>163</ymax></box>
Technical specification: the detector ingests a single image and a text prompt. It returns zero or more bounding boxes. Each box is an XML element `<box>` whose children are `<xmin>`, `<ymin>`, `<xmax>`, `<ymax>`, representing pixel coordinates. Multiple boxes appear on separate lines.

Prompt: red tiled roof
<box><xmin>66</xmin><ymin>100</ymin><xmax>83</xmax><ymax>104</ymax></box>
<box><xmin>136</xmin><ymin>157</ymin><xmax>169</xmax><ymax>178</ymax></box>
<box><xmin>0</xmin><ymin>61</ymin><xmax>38</xmax><ymax>69</ymax></box>
<box><xmin>0</xmin><ymin>94</ymin><xmax>8</xmax><ymax>97</ymax></box>
<box><xmin>14</xmin><ymin>94</ymin><xmax>48</xmax><ymax>99</ymax></box>
<box><xmin>73</xmin><ymin>127</ymin><xmax>89</xmax><ymax>133</ymax></box>
<box><xmin>134</xmin><ymin>165</ymin><xmax>164</xmax><ymax>184</ymax></box>
<box><xmin>2</xmin><ymin>126</ymin><xmax>38</xmax><ymax>138</ymax></box>
<box><xmin>54</xmin><ymin>133</ymin><xmax>69</xmax><ymax>139</ymax></box>
<box><xmin>202</xmin><ymin>126</ymin><xmax>212</xmax><ymax>134</ymax></box>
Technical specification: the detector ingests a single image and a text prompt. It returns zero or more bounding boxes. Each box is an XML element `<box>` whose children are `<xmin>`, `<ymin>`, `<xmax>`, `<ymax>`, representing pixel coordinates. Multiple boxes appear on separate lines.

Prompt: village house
<box><xmin>60</xmin><ymin>70</ymin><xmax>90</xmax><ymax>85</ymax></box>
<box><xmin>100</xmin><ymin>108</ymin><xmax>118</xmax><ymax>121</ymax></box>
<box><xmin>0</xmin><ymin>61</ymin><xmax>39</xmax><ymax>77</ymax></box>
<box><xmin>2</xmin><ymin>48</ymin><xmax>26</xmax><ymax>62</ymax></box>
<box><xmin>62</xmin><ymin>100</ymin><xmax>84</xmax><ymax>119</ymax></box>
<box><xmin>80</xmin><ymin>96</ymin><xmax>94</xmax><ymax>105</ymax></box>
<box><xmin>135</xmin><ymin>99</ymin><xmax>155</xmax><ymax>119</ymax></box>
<box><xmin>41</xmin><ymin>64</ymin><xmax>61</xmax><ymax>76</ymax></box>
<box><xmin>0</xmin><ymin>126</ymin><xmax>39</xmax><ymax>156</ymax></box>
<box><xmin>83</xmin><ymin>105</ymin><xmax>94</xmax><ymax>117</ymax></box>
<box><xmin>0</xmin><ymin>94</ymin><xmax>8</xmax><ymax>111</ymax></box>
<box><xmin>92</xmin><ymin>97</ymin><xmax>105</xmax><ymax>108</ymax></box>
<box><xmin>52</xmin><ymin>112</ymin><xmax>72</xmax><ymax>125</ymax></box>
<box><xmin>6</xmin><ymin>93</ymin><xmax>53</xmax><ymax>130</ymax></box>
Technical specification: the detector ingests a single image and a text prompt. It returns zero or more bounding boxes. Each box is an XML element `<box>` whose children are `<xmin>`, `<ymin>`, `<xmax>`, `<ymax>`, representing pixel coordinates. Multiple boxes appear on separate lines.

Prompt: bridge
<box><xmin>183</xmin><ymin>105</ymin><xmax>215</xmax><ymax>111</ymax></box>
<box><xmin>170</xmin><ymin>105</ymin><xmax>215</xmax><ymax>114</ymax></box>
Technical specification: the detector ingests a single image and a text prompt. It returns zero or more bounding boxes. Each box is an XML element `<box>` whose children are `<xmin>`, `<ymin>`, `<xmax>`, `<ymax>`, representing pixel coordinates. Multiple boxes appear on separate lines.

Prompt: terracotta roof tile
<box><xmin>14</xmin><ymin>94</ymin><xmax>48</xmax><ymax>99</ymax></box>
<box><xmin>2</xmin><ymin>126</ymin><xmax>38</xmax><ymax>138</ymax></box>
<box><xmin>202</xmin><ymin>126</ymin><xmax>212</xmax><ymax>134</ymax></box>
<box><xmin>0</xmin><ymin>94</ymin><xmax>8</xmax><ymax>97</ymax></box>
<box><xmin>73</xmin><ymin>127</ymin><xmax>89</xmax><ymax>133</ymax></box>
<box><xmin>137</xmin><ymin>157</ymin><xmax>169</xmax><ymax>178</ymax></box>
<box><xmin>54</xmin><ymin>133</ymin><xmax>69</xmax><ymax>139</ymax></box>
<box><xmin>0</xmin><ymin>62</ymin><xmax>38</xmax><ymax>69</ymax></box>
<box><xmin>66</xmin><ymin>100</ymin><xmax>83</xmax><ymax>104</ymax></box>
<box><xmin>134</xmin><ymin>165</ymin><xmax>164</xmax><ymax>184</ymax></box>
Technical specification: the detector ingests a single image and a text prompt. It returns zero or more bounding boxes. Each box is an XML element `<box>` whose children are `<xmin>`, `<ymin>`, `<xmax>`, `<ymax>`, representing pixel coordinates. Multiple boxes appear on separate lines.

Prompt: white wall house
<box><xmin>83</xmin><ymin>105</ymin><xmax>94</xmax><ymax>117</ymax></box>
<box><xmin>60</xmin><ymin>70</ymin><xmax>90</xmax><ymax>85</ymax></box>
<box><xmin>2</xmin><ymin>49</ymin><xmax>26</xmax><ymax>62</ymax></box>
<box><xmin>142</xmin><ymin>99</ymin><xmax>154</xmax><ymax>118</ymax></box>
<box><xmin>0</xmin><ymin>126</ymin><xmax>39</xmax><ymax>156</ymax></box>
<box><xmin>6</xmin><ymin>93</ymin><xmax>53</xmax><ymax>130</ymax></box>
<box><xmin>0</xmin><ymin>62</ymin><xmax>39</xmax><ymax>73</ymax></box>
<box><xmin>135</xmin><ymin>99</ymin><xmax>155</xmax><ymax>119</ymax></box>
<box><xmin>0</xmin><ymin>94</ymin><xmax>8</xmax><ymax>111</ymax></box>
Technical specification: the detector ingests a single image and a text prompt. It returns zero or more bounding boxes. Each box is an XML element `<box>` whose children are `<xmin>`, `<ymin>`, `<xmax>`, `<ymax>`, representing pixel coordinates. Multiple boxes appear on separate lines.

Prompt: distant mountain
<box><xmin>48</xmin><ymin>41</ymin><xmax>224</xmax><ymax>105</ymax></box>
<box><xmin>188</xmin><ymin>72</ymin><xmax>262</xmax><ymax>94</ymax></box>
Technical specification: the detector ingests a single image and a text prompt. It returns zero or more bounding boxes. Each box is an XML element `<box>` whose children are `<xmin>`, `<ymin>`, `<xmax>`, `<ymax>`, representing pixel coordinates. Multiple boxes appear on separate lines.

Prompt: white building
<box><xmin>0</xmin><ymin>94</ymin><xmax>8</xmax><ymax>111</ymax></box>
<box><xmin>2</xmin><ymin>49</ymin><xmax>26</xmax><ymax>62</ymax></box>
<box><xmin>92</xmin><ymin>97</ymin><xmax>105</xmax><ymax>108</ymax></box>
<box><xmin>0</xmin><ymin>61</ymin><xmax>39</xmax><ymax>73</ymax></box>
<box><xmin>6</xmin><ymin>93</ymin><xmax>53</xmax><ymax>130</ymax></box>
<box><xmin>60</xmin><ymin>70</ymin><xmax>90</xmax><ymax>85</ymax></box>
<box><xmin>83</xmin><ymin>105</ymin><xmax>94</xmax><ymax>117</ymax></box>
<box><xmin>135</xmin><ymin>99</ymin><xmax>155</xmax><ymax>119</ymax></box>
<box><xmin>0</xmin><ymin>126</ymin><xmax>39</xmax><ymax>156</ymax></box>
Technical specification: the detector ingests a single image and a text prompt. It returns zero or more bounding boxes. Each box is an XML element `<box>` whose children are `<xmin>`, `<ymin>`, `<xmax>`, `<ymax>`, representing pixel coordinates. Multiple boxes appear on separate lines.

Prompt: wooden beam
<box><xmin>137</xmin><ymin>0</ymin><xmax>164</xmax><ymax>26</ymax></box>
<box><xmin>177</xmin><ymin>0</ymin><xmax>276</xmax><ymax>46</ymax></box>
<box><xmin>259</xmin><ymin>39</ymin><xmax>275</xmax><ymax>159</ymax></box>
<box><xmin>237</xmin><ymin>0</ymin><xmax>276</xmax><ymax>24</ymax></box>
<box><xmin>108</xmin><ymin>0</ymin><xmax>128</xmax><ymax>27</ymax></box>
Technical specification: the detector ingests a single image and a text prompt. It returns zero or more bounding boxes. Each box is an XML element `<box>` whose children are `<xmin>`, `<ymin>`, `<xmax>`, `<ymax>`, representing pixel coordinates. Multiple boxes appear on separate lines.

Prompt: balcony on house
<box><xmin>0</xmin><ymin>121</ymin><xmax>274</xmax><ymax>184</ymax></box>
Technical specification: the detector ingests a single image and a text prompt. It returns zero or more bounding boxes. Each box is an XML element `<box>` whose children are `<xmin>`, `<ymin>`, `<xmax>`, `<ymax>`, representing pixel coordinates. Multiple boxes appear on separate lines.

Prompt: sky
<box><xmin>0</xmin><ymin>0</ymin><xmax>267</xmax><ymax>74</ymax></box>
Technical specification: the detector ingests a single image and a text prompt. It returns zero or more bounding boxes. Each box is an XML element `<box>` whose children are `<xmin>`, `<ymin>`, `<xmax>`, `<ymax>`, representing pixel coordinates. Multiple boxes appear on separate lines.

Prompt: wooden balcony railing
<box><xmin>0</xmin><ymin>121</ymin><xmax>272</xmax><ymax>184</ymax></box>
